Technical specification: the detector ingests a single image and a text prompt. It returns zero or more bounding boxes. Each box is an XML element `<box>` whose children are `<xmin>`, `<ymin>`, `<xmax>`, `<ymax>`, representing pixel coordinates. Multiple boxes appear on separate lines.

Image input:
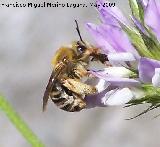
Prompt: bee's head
<box><xmin>72</xmin><ymin>41</ymin><xmax>88</xmax><ymax>56</ymax></box>
<box><xmin>73</xmin><ymin>20</ymin><xmax>89</xmax><ymax>56</ymax></box>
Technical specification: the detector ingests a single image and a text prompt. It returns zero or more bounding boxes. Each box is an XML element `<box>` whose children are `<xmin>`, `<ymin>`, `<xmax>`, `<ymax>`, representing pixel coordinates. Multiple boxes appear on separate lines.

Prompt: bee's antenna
<box><xmin>75</xmin><ymin>20</ymin><xmax>85</xmax><ymax>43</ymax></box>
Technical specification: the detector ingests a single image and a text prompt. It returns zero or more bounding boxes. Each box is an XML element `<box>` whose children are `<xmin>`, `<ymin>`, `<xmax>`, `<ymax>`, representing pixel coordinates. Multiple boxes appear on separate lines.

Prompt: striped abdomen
<box><xmin>49</xmin><ymin>82</ymin><xmax>86</xmax><ymax>112</ymax></box>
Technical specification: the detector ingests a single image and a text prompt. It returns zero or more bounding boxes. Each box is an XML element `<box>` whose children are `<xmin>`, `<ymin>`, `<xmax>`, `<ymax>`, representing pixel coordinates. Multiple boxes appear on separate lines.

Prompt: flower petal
<box><xmin>152</xmin><ymin>68</ymin><xmax>160</xmax><ymax>87</ymax></box>
<box><xmin>138</xmin><ymin>0</ymin><xmax>148</xmax><ymax>8</ymax></box>
<box><xmin>131</xmin><ymin>16</ymin><xmax>147</xmax><ymax>34</ymax></box>
<box><xmin>85</xmin><ymin>87</ymin><xmax>109</xmax><ymax>108</ymax></box>
<box><xmin>86</xmin><ymin>23</ymin><xmax>115</xmax><ymax>53</ymax></box>
<box><xmin>86</xmin><ymin>23</ymin><xmax>140</xmax><ymax>59</ymax></box>
<box><xmin>93</xmin><ymin>67</ymin><xmax>133</xmax><ymax>78</ymax></box>
<box><xmin>90</xmin><ymin>71</ymin><xmax>140</xmax><ymax>87</ymax></box>
<box><xmin>102</xmin><ymin>88</ymin><xmax>134</xmax><ymax>106</ymax></box>
<box><xmin>95</xmin><ymin>79</ymin><xmax>110</xmax><ymax>93</ymax></box>
<box><xmin>106</xmin><ymin>77</ymin><xmax>140</xmax><ymax>87</ymax></box>
<box><xmin>145</xmin><ymin>0</ymin><xmax>160</xmax><ymax>39</ymax></box>
<box><xmin>108</xmin><ymin>52</ymin><xmax>136</xmax><ymax>62</ymax></box>
<box><xmin>85</xmin><ymin>88</ymin><xmax>134</xmax><ymax>108</ymax></box>
<box><xmin>98</xmin><ymin>25</ymin><xmax>140</xmax><ymax>59</ymax></box>
<box><xmin>96</xmin><ymin>0</ymin><xmax>129</xmax><ymax>26</ymax></box>
<box><xmin>85</xmin><ymin>76</ymin><xmax>110</xmax><ymax>93</ymax></box>
<box><xmin>138</xmin><ymin>57</ymin><xmax>160</xmax><ymax>83</ymax></box>
<box><xmin>98</xmin><ymin>8</ymin><xmax>119</xmax><ymax>27</ymax></box>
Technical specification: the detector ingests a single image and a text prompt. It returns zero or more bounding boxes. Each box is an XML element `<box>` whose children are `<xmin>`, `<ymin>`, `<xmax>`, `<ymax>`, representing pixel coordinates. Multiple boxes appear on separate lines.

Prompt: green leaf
<box><xmin>129</xmin><ymin>0</ymin><xmax>140</xmax><ymax>19</ymax></box>
<box><xmin>129</xmin><ymin>0</ymin><xmax>144</xmax><ymax>23</ymax></box>
<box><xmin>119</xmin><ymin>22</ymin><xmax>153</xmax><ymax>58</ymax></box>
<box><xmin>125</xmin><ymin>85</ymin><xmax>160</xmax><ymax>119</ymax></box>
<box><xmin>136</xmin><ymin>0</ymin><xmax>145</xmax><ymax>23</ymax></box>
<box><xmin>138</xmin><ymin>27</ymin><xmax>160</xmax><ymax>60</ymax></box>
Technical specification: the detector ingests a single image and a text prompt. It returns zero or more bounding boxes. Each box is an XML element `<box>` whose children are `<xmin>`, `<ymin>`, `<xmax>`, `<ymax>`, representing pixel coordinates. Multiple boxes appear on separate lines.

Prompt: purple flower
<box><xmin>90</xmin><ymin>70</ymin><xmax>140</xmax><ymax>87</ymax></box>
<box><xmin>86</xmin><ymin>0</ymin><xmax>140</xmax><ymax>59</ymax></box>
<box><xmin>84</xmin><ymin>0</ymin><xmax>144</xmax><ymax>108</ymax></box>
<box><xmin>84</xmin><ymin>0</ymin><xmax>160</xmax><ymax>110</ymax></box>
<box><xmin>96</xmin><ymin>0</ymin><xmax>129</xmax><ymax>26</ymax></box>
<box><xmin>138</xmin><ymin>0</ymin><xmax>148</xmax><ymax>8</ymax></box>
<box><xmin>86</xmin><ymin>23</ymin><xmax>140</xmax><ymax>59</ymax></box>
<box><xmin>138</xmin><ymin>57</ymin><xmax>160</xmax><ymax>87</ymax></box>
<box><xmin>144</xmin><ymin>0</ymin><xmax>160</xmax><ymax>39</ymax></box>
<box><xmin>131</xmin><ymin>16</ymin><xmax>147</xmax><ymax>34</ymax></box>
<box><xmin>85</xmin><ymin>87</ymin><xmax>134</xmax><ymax>108</ymax></box>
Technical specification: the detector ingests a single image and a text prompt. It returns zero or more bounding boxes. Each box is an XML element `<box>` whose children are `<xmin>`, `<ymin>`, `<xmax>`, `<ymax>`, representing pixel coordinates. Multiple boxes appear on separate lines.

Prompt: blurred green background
<box><xmin>0</xmin><ymin>0</ymin><xmax>160</xmax><ymax>147</ymax></box>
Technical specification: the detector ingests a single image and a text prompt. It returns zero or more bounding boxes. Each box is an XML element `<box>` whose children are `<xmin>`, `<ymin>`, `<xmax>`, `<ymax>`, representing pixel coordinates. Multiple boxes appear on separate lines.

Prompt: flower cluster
<box><xmin>85</xmin><ymin>0</ymin><xmax>160</xmax><ymax>118</ymax></box>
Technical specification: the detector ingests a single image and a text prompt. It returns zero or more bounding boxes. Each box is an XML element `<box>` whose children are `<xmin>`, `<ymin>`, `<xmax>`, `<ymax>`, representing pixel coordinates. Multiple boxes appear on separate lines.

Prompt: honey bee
<box><xmin>43</xmin><ymin>20</ymin><xmax>108</xmax><ymax>112</ymax></box>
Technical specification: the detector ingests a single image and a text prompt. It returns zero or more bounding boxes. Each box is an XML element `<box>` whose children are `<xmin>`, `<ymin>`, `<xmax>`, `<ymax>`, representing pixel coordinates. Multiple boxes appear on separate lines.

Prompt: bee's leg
<box><xmin>62</xmin><ymin>78</ymin><xmax>97</xmax><ymax>95</ymax></box>
<box><xmin>71</xmin><ymin>61</ymin><xmax>89</xmax><ymax>79</ymax></box>
<box><xmin>91</xmin><ymin>53</ymin><xmax>109</xmax><ymax>64</ymax></box>
<box><xmin>78</xmin><ymin>49</ymin><xmax>91</xmax><ymax>62</ymax></box>
<box><xmin>69</xmin><ymin>93</ymin><xmax>87</xmax><ymax>111</ymax></box>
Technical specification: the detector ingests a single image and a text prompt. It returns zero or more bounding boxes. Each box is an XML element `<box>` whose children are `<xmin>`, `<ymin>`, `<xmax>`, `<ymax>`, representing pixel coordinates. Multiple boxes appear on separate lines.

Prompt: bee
<box><xmin>43</xmin><ymin>20</ymin><xmax>108</xmax><ymax>112</ymax></box>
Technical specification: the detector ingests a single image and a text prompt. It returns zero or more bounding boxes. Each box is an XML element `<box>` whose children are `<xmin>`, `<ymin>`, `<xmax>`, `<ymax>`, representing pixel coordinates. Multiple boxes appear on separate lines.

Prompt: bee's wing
<box><xmin>43</xmin><ymin>63</ymin><xmax>66</xmax><ymax>111</ymax></box>
<box><xmin>43</xmin><ymin>70</ymin><xmax>55</xmax><ymax>111</ymax></box>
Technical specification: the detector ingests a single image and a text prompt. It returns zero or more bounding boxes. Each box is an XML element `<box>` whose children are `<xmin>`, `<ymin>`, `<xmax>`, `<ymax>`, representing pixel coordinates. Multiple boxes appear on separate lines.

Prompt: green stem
<box><xmin>0</xmin><ymin>95</ymin><xmax>45</xmax><ymax>147</ymax></box>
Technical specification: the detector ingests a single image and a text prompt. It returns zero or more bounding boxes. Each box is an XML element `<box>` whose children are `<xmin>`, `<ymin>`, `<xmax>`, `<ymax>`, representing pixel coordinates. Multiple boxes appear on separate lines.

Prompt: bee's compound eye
<box><xmin>77</xmin><ymin>46</ymin><xmax>85</xmax><ymax>53</ymax></box>
<box><xmin>77</xmin><ymin>41</ymin><xmax>86</xmax><ymax>54</ymax></box>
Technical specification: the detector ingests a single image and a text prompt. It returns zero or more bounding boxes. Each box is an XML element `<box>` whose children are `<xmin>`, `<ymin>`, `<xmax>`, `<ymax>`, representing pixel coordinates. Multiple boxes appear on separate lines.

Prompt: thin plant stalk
<box><xmin>0</xmin><ymin>95</ymin><xmax>44</xmax><ymax>147</ymax></box>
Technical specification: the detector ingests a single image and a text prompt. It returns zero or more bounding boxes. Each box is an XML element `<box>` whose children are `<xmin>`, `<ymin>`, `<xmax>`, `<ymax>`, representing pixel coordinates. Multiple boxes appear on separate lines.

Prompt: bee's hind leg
<box><xmin>62</xmin><ymin>78</ymin><xmax>97</xmax><ymax>96</ymax></box>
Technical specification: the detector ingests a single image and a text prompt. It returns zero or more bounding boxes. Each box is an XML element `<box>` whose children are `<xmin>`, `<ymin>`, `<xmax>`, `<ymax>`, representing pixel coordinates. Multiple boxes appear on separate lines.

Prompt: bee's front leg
<box><xmin>68</xmin><ymin>61</ymin><xmax>89</xmax><ymax>79</ymax></box>
<box><xmin>91</xmin><ymin>53</ymin><xmax>108</xmax><ymax>64</ymax></box>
